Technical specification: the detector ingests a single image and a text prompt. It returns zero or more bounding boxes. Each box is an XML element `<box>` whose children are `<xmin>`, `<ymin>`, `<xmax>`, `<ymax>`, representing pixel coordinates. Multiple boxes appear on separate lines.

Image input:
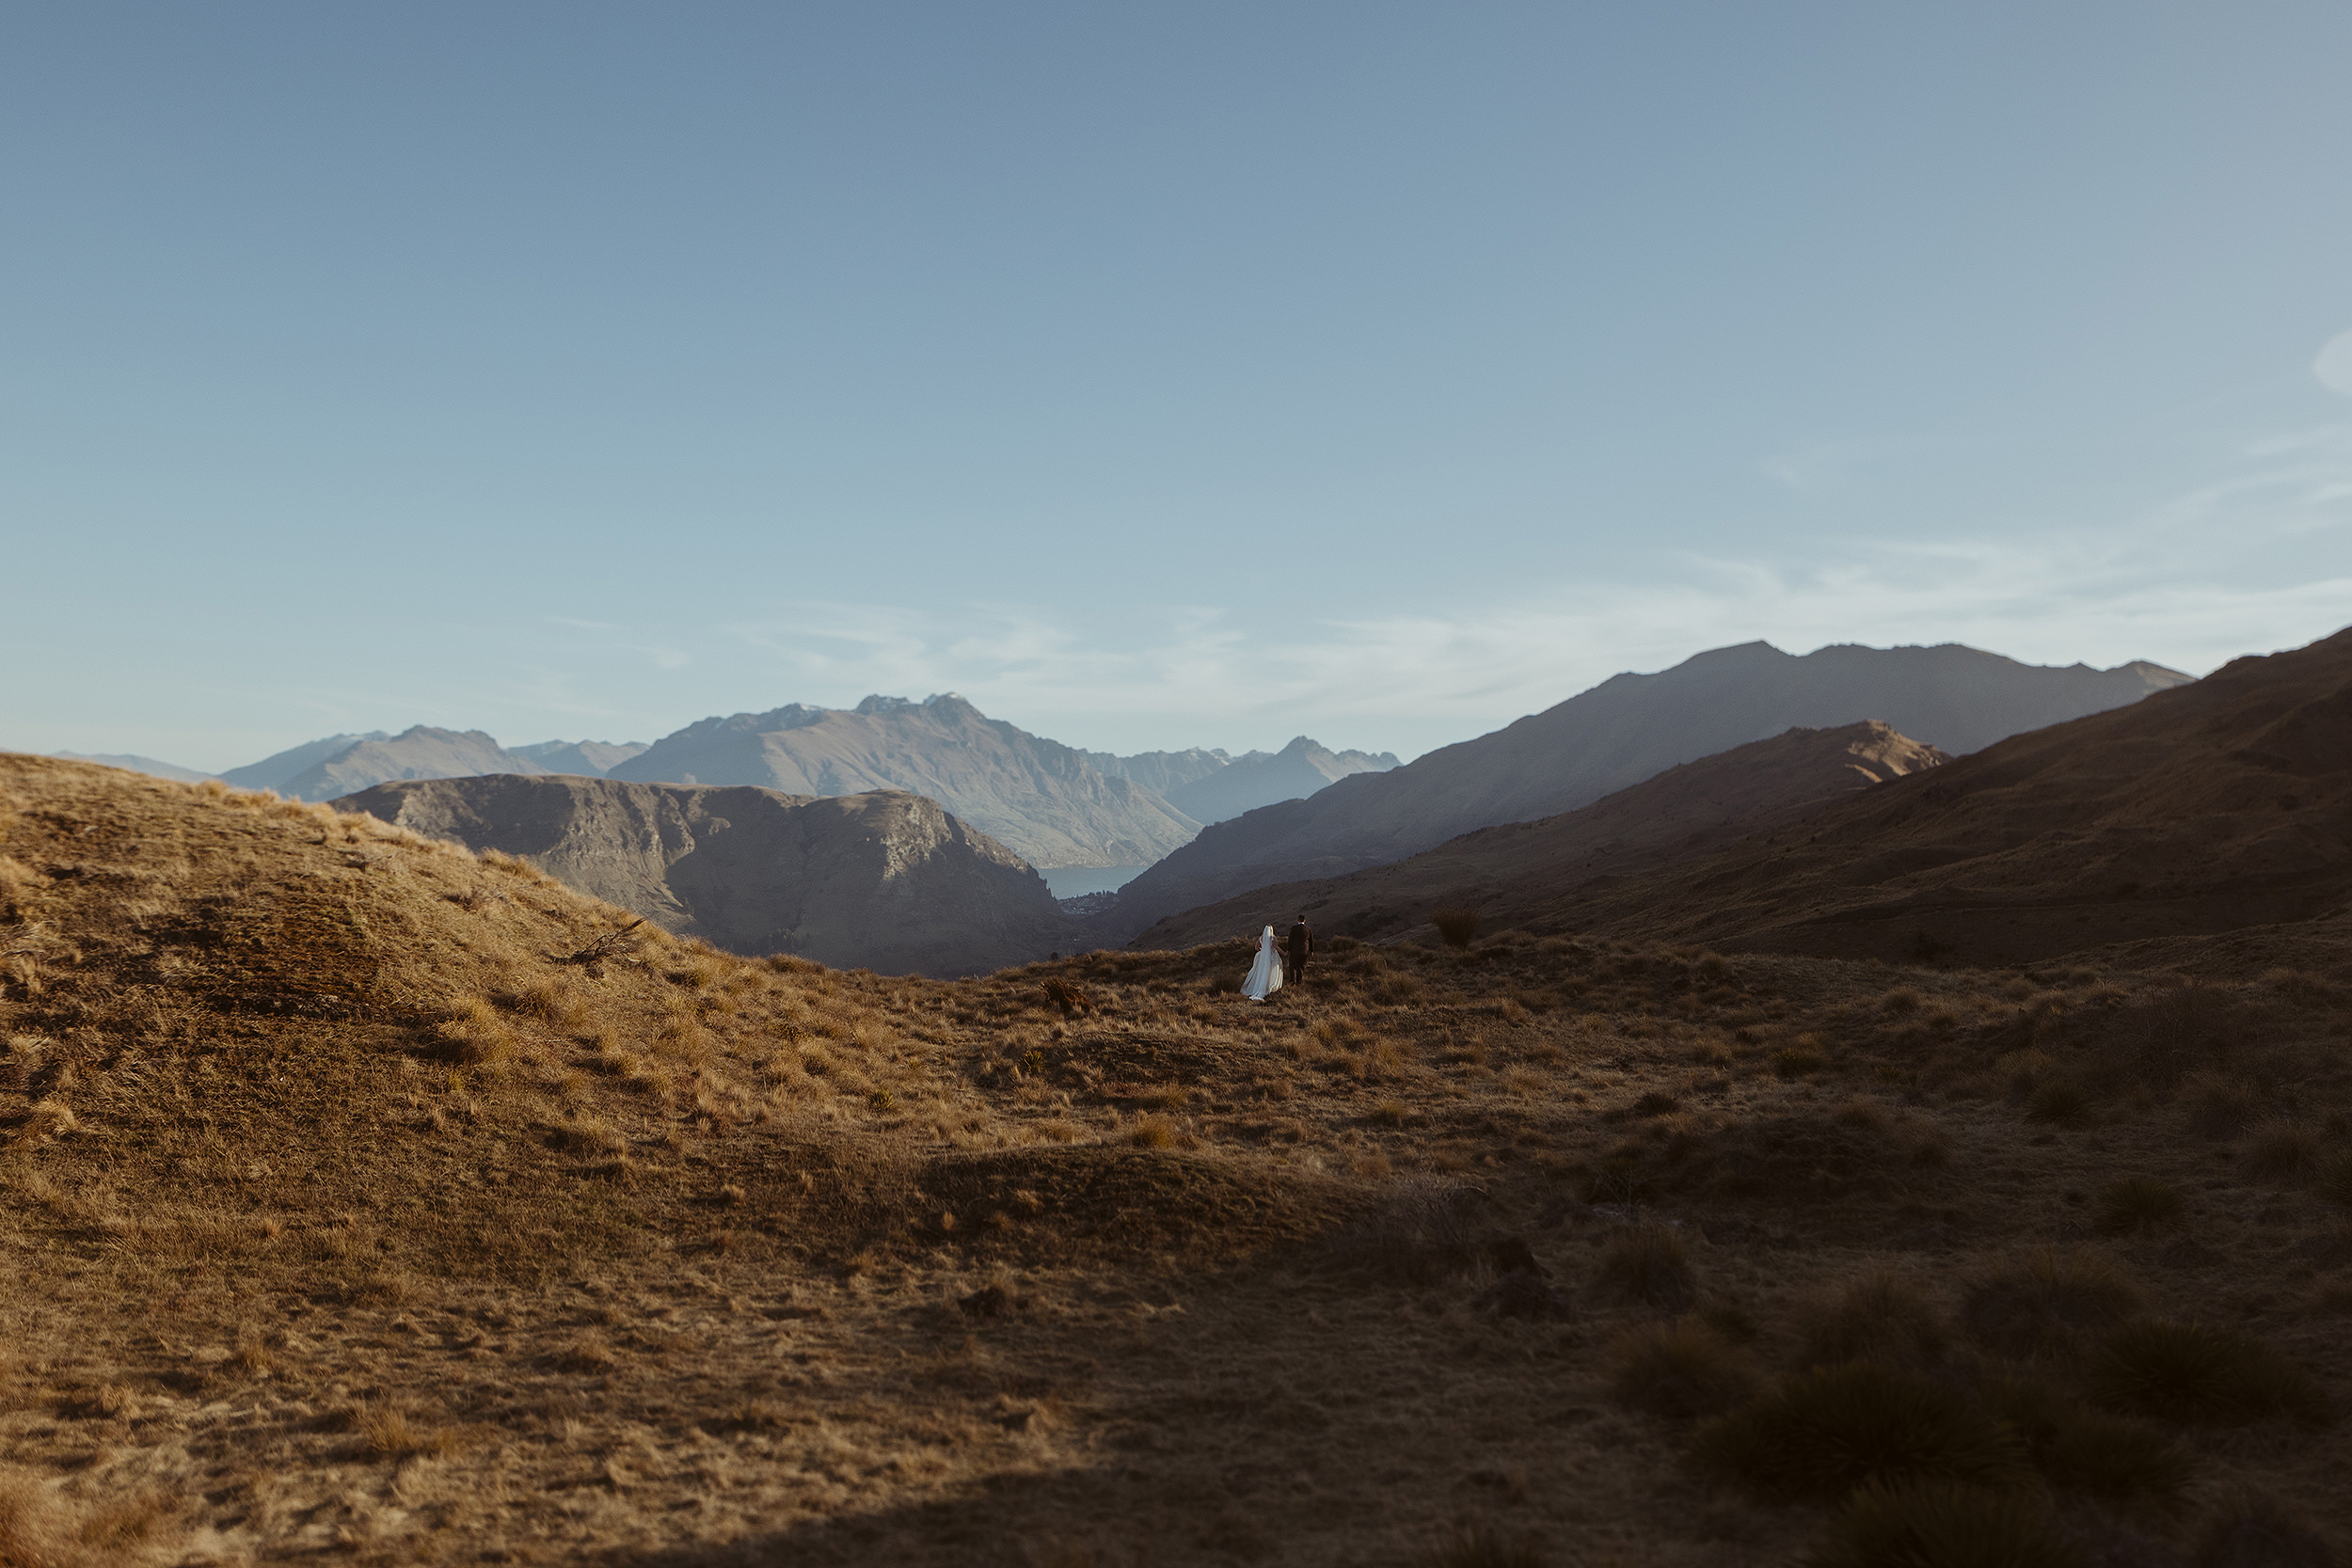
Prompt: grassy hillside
<box><xmin>2</xmin><ymin>754</ymin><xmax>2348</xmax><ymax>1564</ymax></box>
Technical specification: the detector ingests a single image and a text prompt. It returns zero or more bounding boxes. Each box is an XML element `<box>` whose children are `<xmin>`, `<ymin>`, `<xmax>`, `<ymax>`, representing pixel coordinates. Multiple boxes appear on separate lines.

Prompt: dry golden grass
<box><xmin>1</xmin><ymin>753</ymin><xmax>2349</xmax><ymax>1565</ymax></box>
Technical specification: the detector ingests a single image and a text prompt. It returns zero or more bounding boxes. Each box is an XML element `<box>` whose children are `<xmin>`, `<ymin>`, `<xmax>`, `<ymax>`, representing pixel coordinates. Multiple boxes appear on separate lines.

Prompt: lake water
<box><xmin>1041</xmin><ymin>864</ymin><xmax>1150</xmax><ymax>898</ymax></box>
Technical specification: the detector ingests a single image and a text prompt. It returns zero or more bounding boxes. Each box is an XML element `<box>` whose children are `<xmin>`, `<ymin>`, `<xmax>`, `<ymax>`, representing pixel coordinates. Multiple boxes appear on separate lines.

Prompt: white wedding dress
<box><xmin>1242</xmin><ymin>925</ymin><xmax>1284</xmax><ymax>1002</ymax></box>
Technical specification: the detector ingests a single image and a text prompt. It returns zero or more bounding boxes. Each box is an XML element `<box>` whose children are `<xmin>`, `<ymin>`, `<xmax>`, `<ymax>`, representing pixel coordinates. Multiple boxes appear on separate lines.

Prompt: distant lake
<box><xmin>1041</xmin><ymin>864</ymin><xmax>1149</xmax><ymax>898</ymax></box>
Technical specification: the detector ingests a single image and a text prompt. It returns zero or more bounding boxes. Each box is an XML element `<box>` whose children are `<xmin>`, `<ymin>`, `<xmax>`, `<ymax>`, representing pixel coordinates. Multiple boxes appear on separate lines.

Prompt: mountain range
<box><xmin>1082</xmin><ymin>737</ymin><xmax>1399</xmax><ymax>825</ymax></box>
<box><xmin>1102</xmin><ymin>641</ymin><xmax>2191</xmax><ymax>936</ymax></box>
<box><xmin>45</xmin><ymin>702</ymin><xmax>1402</xmax><ymax>876</ymax></box>
<box><xmin>604</xmin><ymin>694</ymin><xmax>1201</xmax><ymax>869</ymax></box>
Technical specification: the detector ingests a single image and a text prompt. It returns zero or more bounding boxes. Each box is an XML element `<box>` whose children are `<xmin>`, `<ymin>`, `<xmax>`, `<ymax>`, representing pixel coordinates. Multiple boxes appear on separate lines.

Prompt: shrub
<box><xmin>2093</xmin><ymin>1177</ymin><xmax>2185</xmax><ymax>1236</ymax></box>
<box><xmin>1609</xmin><ymin>1317</ymin><xmax>1756</xmax><ymax>1418</ymax></box>
<box><xmin>1431</xmin><ymin>907</ymin><xmax>1481</xmax><ymax>949</ymax></box>
<box><xmin>2247</xmin><ymin>1118</ymin><xmax>2322</xmax><ymax>1182</ymax></box>
<box><xmin>1338</xmin><ymin>1176</ymin><xmax>1483</xmax><ymax>1283</ymax></box>
<box><xmin>1962</xmin><ymin>1246</ymin><xmax>2142</xmax><ymax>1359</ymax></box>
<box><xmin>2086</xmin><ymin>1320</ymin><xmax>2328</xmax><ymax>1426</ymax></box>
<box><xmin>2191</xmin><ymin>1486</ymin><xmax>2337</xmax><ymax>1568</ymax></box>
<box><xmin>1692</xmin><ymin>1363</ymin><xmax>2028</xmax><ymax>1503</ymax></box>
<box><xmin>1797</xmin><ymin>1270</ymin><xmax>1948</xmax><ymax>1373</ymax></box>
<box><xmin>1598</xmin><ymin>1222</ymin><xmax>1694</xmax><ymax>1310</ymax></box>
<box><xmin>1806</xmin><ymin>1479</ymin><xmax>2087</xmax><ymax>1568</ymax></box>
<box><xmin>1040</xmin><ymin>976</ymin><xmax>1092</xmax><ymax>1016</ymax></box>
<box><xmin>1128</xmin><ymin>1117</ymin><xmax>1175</xmax><ymax>1149</ymax></box>
<box><xmin>1981</xmin><ymin>1378</ymin><xmax>2194</xmax><ymax>1507</ymax></box>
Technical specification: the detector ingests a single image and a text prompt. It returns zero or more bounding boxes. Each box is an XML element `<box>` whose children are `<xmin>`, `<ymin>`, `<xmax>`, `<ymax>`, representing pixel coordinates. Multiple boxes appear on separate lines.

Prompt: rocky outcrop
<box><xmin>335</xmin><ymin>773</ymin><xmax>1087</xmax><ymax>976</ymax></box>
<box><xmin>1104</xmin><ymin>641</ymin><xmax>2189</xmax><ymax>936</ymax></box>
<box><xmin>609</xmin><ymin>693</ymin><xmax>1201</xmax><ymax>870</ymax></box>
<box><xmin>1134</xmin><ymin>721</ymin><xmax>1947</xmax><ymax>949</ymax></box>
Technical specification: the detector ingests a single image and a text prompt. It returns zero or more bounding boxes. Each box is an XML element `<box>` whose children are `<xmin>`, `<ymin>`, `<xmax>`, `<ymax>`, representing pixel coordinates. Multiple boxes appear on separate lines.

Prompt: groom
<box><xmin>1285</xmin><ymin>913</ymin><xmax>1312</xmax><ymax>984</ymax></box>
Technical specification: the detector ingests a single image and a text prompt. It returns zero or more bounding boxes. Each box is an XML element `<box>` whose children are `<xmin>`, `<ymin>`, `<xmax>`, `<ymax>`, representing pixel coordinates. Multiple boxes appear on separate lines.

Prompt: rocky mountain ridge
<box><xmin>607</xmin><ymin>693</ymin><xmax>1203</xmax><ymax>870</ymax></box>
<box><xmin>1104</xmin><ymin>641</ymin><xmax>2191</xmax><ymax>935</ymax></box>
<box><xmin>336</xmin><ymin>773</ymin><xmax>1081</xmax><ymax>976</ymax></box>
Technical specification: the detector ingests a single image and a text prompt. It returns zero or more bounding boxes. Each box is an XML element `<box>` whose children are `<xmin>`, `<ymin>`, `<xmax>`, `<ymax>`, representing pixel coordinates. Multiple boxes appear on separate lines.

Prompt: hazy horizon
<box><xmin>15</xmin><ymin>632</ymin><xmax>2222</xmax><ymax>777</ymax></box>
<box><xmin>5</xmin><ymin>5</ymin><xmax>2349</xmax><ymax>767</ymax></box>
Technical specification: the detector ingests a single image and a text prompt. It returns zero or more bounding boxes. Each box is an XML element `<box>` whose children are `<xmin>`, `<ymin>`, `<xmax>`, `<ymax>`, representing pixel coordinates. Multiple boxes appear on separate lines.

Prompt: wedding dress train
<box><xmin>1242</xmin><ymin>925</ymin><xmax>1284</xmax><ymax>1002</ymax></box>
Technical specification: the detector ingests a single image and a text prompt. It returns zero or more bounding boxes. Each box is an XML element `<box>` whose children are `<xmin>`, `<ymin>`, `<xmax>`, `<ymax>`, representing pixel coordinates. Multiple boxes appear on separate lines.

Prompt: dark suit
<box><xmin>1285</xmin><ymin>922</ymin><xmax>1311</xmax><ymax>980</ymax></box>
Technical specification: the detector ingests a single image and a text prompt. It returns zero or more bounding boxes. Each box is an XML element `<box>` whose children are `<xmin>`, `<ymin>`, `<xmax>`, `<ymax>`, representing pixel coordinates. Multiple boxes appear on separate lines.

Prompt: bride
<box><xmin>1241</xmin><ymin>925</ymin><xmax>1284</xmax><ymax>1002</ymax></box>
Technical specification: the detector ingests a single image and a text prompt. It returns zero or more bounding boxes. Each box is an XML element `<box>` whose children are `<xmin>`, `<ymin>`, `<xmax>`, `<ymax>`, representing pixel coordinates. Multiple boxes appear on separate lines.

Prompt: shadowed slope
<box><xmin>1134</xmin><ymin>721</ymin><xmax>1948</xmax><ymax>950</ymax></box>
<box><xmin>1522</xmin><ymin>626</ymin><xmax>2352</xmax><ymax>964</ymax></box>
<box><xmin>336</xmin><ymin>773</ymin><xmax>1085</xmax><ymax>976</ymax></box>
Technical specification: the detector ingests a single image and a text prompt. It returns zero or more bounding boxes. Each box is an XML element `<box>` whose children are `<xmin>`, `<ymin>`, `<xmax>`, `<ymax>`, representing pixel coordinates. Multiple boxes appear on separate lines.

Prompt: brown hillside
<box><xmin>335</xmin><ymin>773</ymin><xmax>1080</xmax><ymax>978</ymax></box>
<box><xmin>1134</xmin><ymin>721</ymin><xmax>1947</xmax><ymax>952</ymax></box>
<box><xmin>1523</xmin><ymin>626</ymin><xmax>2352</xmax><ymax>965</ymax></box>
<box><xmin>5</xmin><ymin>752</ymin><xmax>2351</xmax><ymax>1564</ymax></box>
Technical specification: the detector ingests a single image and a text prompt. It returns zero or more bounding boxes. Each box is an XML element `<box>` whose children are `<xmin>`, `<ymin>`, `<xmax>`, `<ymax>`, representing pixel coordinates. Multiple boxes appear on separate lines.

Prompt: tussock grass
<box><xmin>1692</xmin><ymin>1363</ymin><xmax>2028</xmax><ymax>1503</ymax></box>
<box><xmin>1796</xmin><ymin>1269</ymin><xmax>1948</xmax><ymax>1373</ymax></box>
<box><xmin>1981</xmin><ymin>1378</ymin><xmax>2194</xmax><ymax>1507</ymax></box>
<box><xmin>2246</xmin><ymin>1118</ymin><xmax>2323</xmax><ymax>1181</ymax></box>
<box><xmin>358</xmin><ymin>1402</ymin><xmax>460</xmax><ymax>1461</ymax></box>
<box><xmin>1962</xmin><ymin>1246</ymin><xmax>2142</xmax><ymax>1360</ymax></box>
<box><xmin>1420</xmin><ymin>1526</ymin><xmax>1544</xmax><ymax>1568</ymax></box>
<box><xmin>1597</xmin><ymin>1222</ymin><xmax>1695</xmax><ymax>1310</ymax></box>
<box><xmin>2025</xmin><ymin>1077</ymin><xmax>2090</xmax><ymax>1127</ymax></box>
<box><xmin>1805</xmin><ymin>1479</ymin><xmax>2086</xmax><ymax>1568</ymax></box>
<box><xmin>2180</xmin><ymin>1071</ymin><xmax>2260</xmax><ymax>1137</ymax></box>
<box><xmin>1609</xmin><ymin>1317</ymin><xmax>1756</xmax><ymax>1418</ymax></box>
<box><xmin>430</xmin><ymin>995</ymin><xmax>516</xmax><ymax>1066</ymax></box>
<box><xmin>2320</xmin><ymin>1150</ymin><xmax>2352</xmax><ymax>1209</ymax></box>
<box><xmin>1772</xmin><ymin>1043</ymin><xmax>1827</xmax><ymax>1078</ymax></box>
<box><xmin>2086</xmin><ymin>1320</ymin><xmax>2329</xmax><ymax>1427</ymax></box>
<box><xmin>2191</xmin><ymin>1486</ymin><xmax>2338</xmax><ymax>1568</ymax></box>
<box><xmin>2094</xmin><ymin>1176</ymin><xmax>2185</xmax><ymax>1235</ymax></box>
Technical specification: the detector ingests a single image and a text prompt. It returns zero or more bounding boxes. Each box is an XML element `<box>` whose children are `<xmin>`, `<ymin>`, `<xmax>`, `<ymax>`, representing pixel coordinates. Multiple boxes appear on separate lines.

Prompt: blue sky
<box><xmin>5</xmin><ymin>2</ymin><xmax>2350</xmax><ymax>768</ymax></box>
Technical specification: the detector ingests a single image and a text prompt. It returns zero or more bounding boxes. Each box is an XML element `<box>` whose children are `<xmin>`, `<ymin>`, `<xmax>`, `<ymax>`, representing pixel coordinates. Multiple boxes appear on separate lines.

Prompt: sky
<box><xmin>4</xmin><ymin>2</ymin><xmax>2350</xmax><ymax>769</ymax></box>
